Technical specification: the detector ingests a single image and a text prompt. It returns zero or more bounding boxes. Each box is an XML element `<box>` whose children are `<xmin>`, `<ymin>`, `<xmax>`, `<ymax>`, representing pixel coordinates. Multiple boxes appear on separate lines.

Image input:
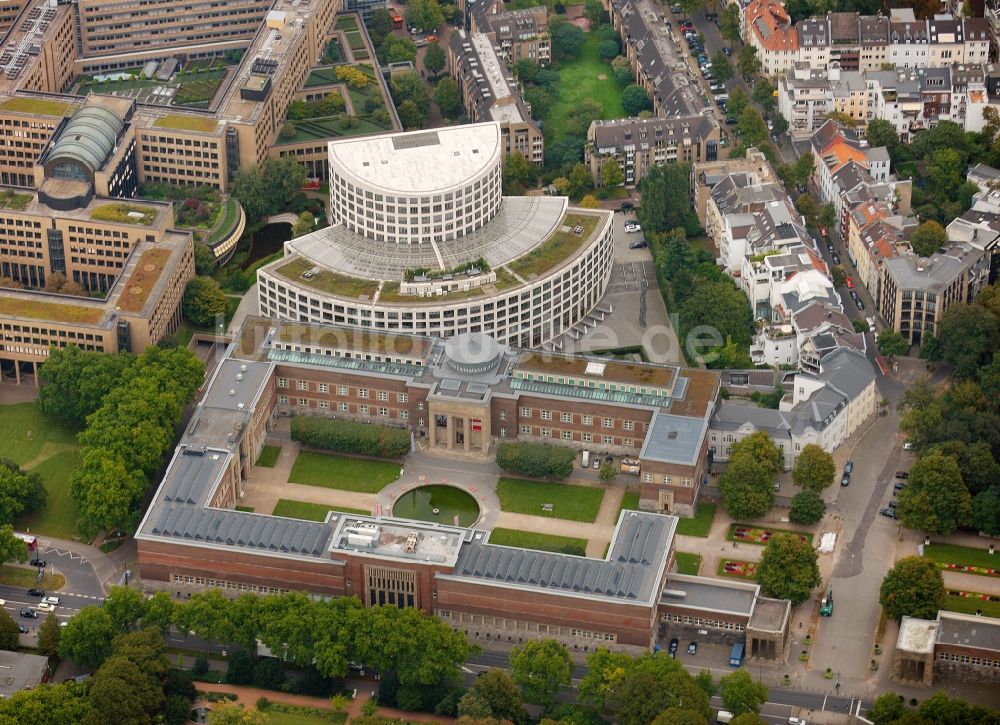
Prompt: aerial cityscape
<box><xmin>0</xmin><ymin>0</ymin><xmax>997</xmax><ymax>723</ymax></box>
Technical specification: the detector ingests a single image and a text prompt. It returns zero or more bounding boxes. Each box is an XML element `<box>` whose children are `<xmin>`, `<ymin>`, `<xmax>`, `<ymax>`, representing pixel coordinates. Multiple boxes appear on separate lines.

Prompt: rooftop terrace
<box><xmin>274</xmin><ymin>320</ymin><xmax>433</xmax><ymax>358</ymax></box>
<box><xmin>0</xmin><ymin>294</ymin><xmax>103</xmax><ymax>324</ymax></box>
<box><xmin>152</xmin><ymin>114</ymin><xmax>219</xmax><ymax>133</ymax></box>
<box><xmin>516</xmin><ymin>351</ymin><xmax>677</xmax><ymax>389</ymax></box>
<box><xmin>275</xmin><ymin>256</ymin><xmax>380</xmax><ymax>299</ymax></box>
<box><xmin>117</xmin><ymin>247</ymin><xmax>171</xmax><ymax>313</ymax></box>
<box><xmin>508</xmin><ymin>213</ymin><xmax>600</xmax><ymax>278</ymax></box>
<box><xmin>0</xmin><ymin>96</ymin><xmax>71</xmax><ymax>117</ymax></box>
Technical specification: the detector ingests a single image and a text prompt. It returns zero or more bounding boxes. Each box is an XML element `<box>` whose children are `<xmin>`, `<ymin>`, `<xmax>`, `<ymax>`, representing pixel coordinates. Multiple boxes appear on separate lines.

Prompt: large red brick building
<box><xmin>136</xmin><ymin>317</ymin><xmax>790</xmax><ymax>656</ymax></box>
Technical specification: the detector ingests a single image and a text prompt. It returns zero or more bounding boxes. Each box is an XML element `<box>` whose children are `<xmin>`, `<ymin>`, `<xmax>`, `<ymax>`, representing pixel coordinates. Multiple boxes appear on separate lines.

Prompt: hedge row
<box><xmin>291</xmin><ymin>415</ymin><xmax>410</xmax><ymax>458</ymax></box>
<box><xmin>495</xmin><ymin>441</ymin><xmax>575</xmax><ymax>480</ymax></box>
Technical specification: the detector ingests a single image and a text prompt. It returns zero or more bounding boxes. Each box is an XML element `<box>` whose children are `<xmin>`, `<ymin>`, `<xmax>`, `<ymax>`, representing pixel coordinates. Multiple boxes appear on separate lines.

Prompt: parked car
<box><xmin>841</xmin><ymin>473</ymin><xmax>851</xmax><ymax>487</ymax></box>
<box><xmin>819</xmin><ymin>226</ymin><xmax>828</xmax><ymax>237</ymax></box>
<box><xmin>624</xmin><ymin>221</ymin><xmax>641</xmax><ymax>233</ymax></box>
<box><xmin>629</xmin><ymin>240</ymin><xmax>648</xmax><ymax>249</ymax></box>
<box><xmin>903</xmin><ymin>442</ymin><xmax>913</xmax><ymax>450</ymax></box>
<box><xmin>19</xmin><ymin>608</ymin><xmax>37</xmax><ymax>619</ymax></box>
<box><xmin>30</xmin><ymin>559</ymin><xmax>45</xmax><ymax>567</ymax></box>
<box><xmin>687</xmin><ymin>641</ymin><xmax>698</xmax><ymax>655</ymax></box>
<box><xmin>832</xmin><ymin>254</ymin><xmax>840</xmax><ymax>265</ymax></box>
<box><xmin>845</xmin><ymin>276</ymin><xmax>854</xmax><ymax>288</ymax></box>
<box><xmin>856</xmin><ymin>298</ymin><xmax>865</xmax><ymax>310</ymax></box>
<box><xmin>669</xmin><ymin>638</ymin><xmax>679</xmax><ymax>654</ymax></box>
<box><xmin>722</xmin><ymin>47</ymin><xmax>732</xmax><ymax>56</ymax></box>
<box><xmin>671</xmin><ymin>4</ymin><xmax>682</xmax><ymax>12</ymax></box>
<box><xmin>844</xmin><ymin>461</ymin><xmax>854</xmax><ymax>474</ymax></box>
<box><xmin>26</xmin><ymin>588</ymin><xmax>44</xmax><ymax>597</ymax></box>
<box><xmin>879</xmin><ymin>508</ymin><xmax>898</xmax><ymax>519</ymax></box>
<box><xmin>888</xmin><ymin>500</ymin><xmax>897</xmax><ymax>509</ymax></box>
<box><xmin>725</xmin><ymin>116</ymin><xmax>737</xmax><ymax>125</ymax></box>
<box><xmin>17</xmin><ymin>624</ymin><xmax>28</xmax><ymax>634</ymax></box>
<box><xmin>896</xmin><ymin>470</ymin><xmax>909</xmax><ymax>479</ymax></box>
<box><xmin>894</xmin><ymin>481</ymin><xmax>907</xmax><ymax>491</ymax></box>
<box><xmin>620</xmin><ymin>202</ymin><xmax>634</xmax><ymax>213</ymax></box>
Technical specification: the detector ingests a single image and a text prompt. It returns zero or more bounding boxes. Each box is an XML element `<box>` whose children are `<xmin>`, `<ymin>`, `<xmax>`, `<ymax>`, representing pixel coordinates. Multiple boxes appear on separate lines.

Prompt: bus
<box><xmin>728</xmin><ymin>642</ymin><xmax>744</xmax><ymax>667</ymax></box>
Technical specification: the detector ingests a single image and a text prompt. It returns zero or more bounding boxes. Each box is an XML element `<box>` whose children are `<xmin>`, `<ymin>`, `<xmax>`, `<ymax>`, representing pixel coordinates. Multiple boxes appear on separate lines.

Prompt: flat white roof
<box><xmin>327</xmin><ymin>122</ymin><xmax>502</xmax><ymax>195</ymax></box>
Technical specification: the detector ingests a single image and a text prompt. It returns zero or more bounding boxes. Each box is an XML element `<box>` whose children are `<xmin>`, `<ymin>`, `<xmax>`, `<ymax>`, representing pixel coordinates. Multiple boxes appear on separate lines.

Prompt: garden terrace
<box><xmin>152</xmin><ymin>114</ymin><xmax>219</xmax><ymax>133</ymax></box>
<box><xmin>0</xmin><ymin>96</ymin><xmax>71</xmax><ymax>116</ymax></box>
<box><xmin>90</xmin><ymin>203</ymin><xmax>159</xmax><ymax>226</ymax></box>
<box><xmin>0</xmin><ymin>190</ymin><xmax>31</xmax><ymax>210</ymax></box>
<box><xmin>118</xmin><ymin>247</ymin><xmax>171</xmax><ymax>313</ymax></box>
<box><xmin>274</xmin><ymin>320</ymin><xmax>433</xmax><ymax>358</ymax></box>
<box><xmin>204</xmin><ymin>199</ymin><xmax>242</xmax><ymax>246</ymax></box>
<box><xmin>515</xmin><ymin>351</ymin><xmax>677</xmax><ymax>390</ymax></box>
<box><xmin>274</xmin><ymin>257</ymin><xmax>380</xmax><ymax>299</ymax></box>
<box><xmin>508</xmin><ymin>213</ymin><xmax>599</xmax><ymax>278</ymax></box>
<box><xmin>0</xmin><ymin>295</ymin><xmax>103</xmax><ymax>324</ymax></box>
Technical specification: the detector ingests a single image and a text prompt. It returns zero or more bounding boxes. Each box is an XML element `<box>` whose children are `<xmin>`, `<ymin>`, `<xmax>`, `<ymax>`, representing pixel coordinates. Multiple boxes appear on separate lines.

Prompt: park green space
<box><xmin>674</xmin><ymin>552</ymin><xmax>701</xmax><ymax>575</ymax></box>
<box><xmin>487</xmin><ymin>527</ymin><xmax>588</xmax><ymax>555</ymax></box>
<box><xmin>272</xmin><ymin>499</ymin><xmax>369</xmax><ymax>522</ymax></box>
<box><xmin>256</xmin><ymin>445</ymin><xmax>281</xmax><ymax>468</ymax></box>
<box><xmin>676</xmin><ymin>503</ymin><xmax>715</xmax><ymax>537</ymax></box>
<box><xmin>727</xmin><ymin>522</ymin><xmax>813</xmax><ymax>546</ymax></box>
<box><xmin>543</xmin><ymin>32</ymin><xmax>625</xmax><ymax>145</ymax></box>
<box><xmin>496</xmin><ymin>477</ymin><xmax>605</xmax><ymax>522</ymax></box>
<box><xmin>618</xmin><ymin>490</ymin><xmax>640</xmax><ymax>517</ymax></box>
<box><xmin>925</xmin><ymin>542</ymin><xmax>1000</xmax><ymax>572</ymax></box>
<box><xmin>263</xmin><ymin>709</ymin><xmax>346</xmax><ymax>725</ymax></box>
<box><xmin>2</xmin><ymin>403</ymin><xmax>82</xmax><ymax>540</ymax></box>
<box><xmin>288</xmin><ymin>451</ymin><xmax>400</xmax><ymax>493</ymax></box>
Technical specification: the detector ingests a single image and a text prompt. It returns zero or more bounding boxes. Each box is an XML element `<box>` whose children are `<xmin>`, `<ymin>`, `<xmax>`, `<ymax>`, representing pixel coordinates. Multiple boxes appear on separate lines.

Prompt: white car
<box><xmin>624</xmin><ymin>221</ymin><xmax>641</xmax><ymax>233</ymax></box>
<box><xmin>37</xmin><ymin>602</ymin><xmax>55</xmax><ymax>613</ymax></box>
<box><xmin>42</xmin><ymin>596</ymin><xmax>60</xmax><ymax>606</ymax></box>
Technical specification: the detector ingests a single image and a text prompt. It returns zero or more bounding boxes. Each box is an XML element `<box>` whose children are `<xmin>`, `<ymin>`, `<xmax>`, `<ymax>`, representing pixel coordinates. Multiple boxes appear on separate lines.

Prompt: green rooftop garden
<box><xmin>0</xmin><ymin>97</ymin><xmax>71</xmax><ymax>116</ymax></box>
<box><xmin>204</xmin><ymin>199</ymin><xmax>242</xmax><ymax>246</ymax></box>
<box><xmin>509</xmin><ymin>213</ymin><xmax>600</xmax><ymax>278</ymax></box>
<box><xmin>118</xmin><ymin>247</ymin><xmax>171</xmax><ymax>313</ymax></box>
<box><xmin>346</xmin><ymin>31</ymin><xmax>366</xmax><ymax>51</ymax></box>
<box><xmin>0</xmin><ymin>296</ymin><xmax>101</xmax><ymax>324</ymax></box>
<box><xmin>335</xmin><ymin>14</ymin><xmax>359</xmax><ymax>31</ymax></box>
<box><xmin>0</xmin><ymin>189</ymin><xmax>32</xmax><ymax>211</ymax></box>
<box><xmin>91</xmin><ymin>203</ymin><xmax>158</xmax><ymax>226</ymax></box>
<box><xmin>276</xmin><ymin>257</ymin><xmax>379</xmax><ymax>299</ymax></box>
<box><xmin>493</xmin><ymin>267</ymin><xmax>521</xmax><ymax>290</ymax></box>
<box><xmin>305</xmin><ymin>67</ymin><xmax>341</xmax><ymax>87</ymax></box>
<box><xmin>378</xmin><ymin>281</ymin><xmax>485</xmax><ymax>303</ymax></box>
<box><xmin>152</xmin><ymin>114</ymin><xmax>218</xmax><ymax>133</ymax></box>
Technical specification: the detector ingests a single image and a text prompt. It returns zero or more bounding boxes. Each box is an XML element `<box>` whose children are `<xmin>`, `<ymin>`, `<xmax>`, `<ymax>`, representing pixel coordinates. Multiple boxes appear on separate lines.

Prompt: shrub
<box><xmin>192</xmin><ymin>656</ymin><xmax>209</xmax><ymax>675</ymax></box>
<box><xmin>253</xmin><ymin>657</ymin><xmax>286</xmax><ymax>690</ymax></box>
<box><xmin>495</xmin><ymin>441</ymin><xmax>576</xmax><ymax>480</ymax></box>
<box><xmin>291</xmin><ymin>415</ymin><xmax>410</xmax><ymax>458</ymax></box>
<box><xmin>225</xmin><ymin>650</ymin><xmax>254</xmax><ymax>684</ymax></box>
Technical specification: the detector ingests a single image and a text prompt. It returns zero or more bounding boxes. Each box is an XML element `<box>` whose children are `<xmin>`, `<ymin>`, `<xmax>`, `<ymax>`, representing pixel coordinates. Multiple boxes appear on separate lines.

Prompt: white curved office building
<box><xmin>258</xmin><ymin>123</ymin><xmax>614</xmax><ymax>348</ymax></box>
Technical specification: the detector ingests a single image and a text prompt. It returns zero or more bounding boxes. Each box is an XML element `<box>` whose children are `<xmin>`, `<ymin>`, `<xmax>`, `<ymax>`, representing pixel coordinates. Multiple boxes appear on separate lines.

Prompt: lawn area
<box><xmin>943</xmin><ymin>592</ymin><xmax>1000</xmax><ymax>618</ymax></box>
<box><xmin>0</xmin><ymin>567</ymin><xmax>65</xmax><ymax>590</ymax></box>
<box><xmin>925</xmin><ymin>542</ymin><xmax>1000</xmax><ymax>573</ymax></box>
<box><xmin>272</xmin><ymin>499</ymin><xmax>369</xmax><ymax>522</ymax></box>
<box><xmin>543</xmin><ymin>33</ymin><xmax>625</xmax><ymax>145</ymax></box>
<box><xmin>288</xmin><ymin>451</ymin><xmax>400</xmax><ymax>493</ymax></box>
<box><xmin>1</xmin><ymin>403</ymin><xmax>83</xmax><ymax>540</ymax></box>
<box><xmin>674</xmin><ymin>552</ymin><xmax>702</xmax><ymax>575</ymax></box>
<box><xmin>263</xmin><ymin>708</ymin><xmax>346</xmax><ymax>725</ymax></box>
<box><xmin>508</xmin><ymin>213</ymin><xmax>599</xmax><ymax>278</ymax></box>
<box><xmin>488</xmin><ymin>527</ymin><xmax>588</xmax><ymax>555</ymax></box>
<box><xmin>204</xmin><ymin>199</ymin><xmax>242</xmax><ymax>246</ymax></box>
<box><xmin>728</xmin><ymin>523</ymin><xmax>813</xmax><ymax>546</ymax></box>
<box><xmin>276</xmin><ymin>257</ymin><xmax>380</xmax><ymax>298</ymax></box>
<box><xmin>496</xmin><ymin>477</ymin><xmax>605</xmax><ymax>522</ymax></box>
<box><xmin>256</xmin><ymin>445</ymin><xmax>281</xmax><ymax>468</ymax></box>
<box><xmin>676</xmin><ymin>503</ymin><xmax>716</xmax><ymax>537</ymax></box>
<box><xmin>618</xmin><ymin>490</ymin><xmax>640</xmax><ymax>517</ymax></box>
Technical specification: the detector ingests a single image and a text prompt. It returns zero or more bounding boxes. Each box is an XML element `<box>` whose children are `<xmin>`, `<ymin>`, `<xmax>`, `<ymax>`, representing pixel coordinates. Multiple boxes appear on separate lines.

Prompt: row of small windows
<box><xmin>937</xmin><ymin>652</ymin><xmax>1000</xmax><ymax>667</ymax></box>
<box><xmin>171</xmin><ymin>574</ymin><xmax>289</xmax><ymax>595</ymax></box>
<box><xmin>277</xmin><ymin>378</ymin><xmax>407</xmax><ymax>402</ymax></box>
<box><xmin>277</xmin><ymin>396</ymin><xmax>408</xmax><ymax>420</ymax></box>
<box><xmin>518</xmin><ymin>425</ymin><xmax>633</xmax><ymax>447</ymax></box>
<box><xmin>642</xmin><ymin>472</ymin><xmax>693</xmax><ymax>487</ymax></box>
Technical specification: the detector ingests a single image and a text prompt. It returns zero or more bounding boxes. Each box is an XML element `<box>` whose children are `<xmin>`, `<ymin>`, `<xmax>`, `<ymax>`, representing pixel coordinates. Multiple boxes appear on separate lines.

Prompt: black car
<box><xmin>687</xmin><ymin>641</ymin><xmax>698</xmax><ymax>655</ymax></box>
<box><xmin>725</xmin><ymin>116</ymin><xmax>737</xmax><ymax>125</ymax></box>
<box><xmin>856</xmin><ymin>298</ymin><xmax>865</xmax><ymax>310</ymax></box>
<box><xmin>841</xmin><ymin>473</ymin><xmax>850</xmax><ymax>487</ymax></box>
<box><xmin>844</xmin><ymin>460</ymin><xmax>854</xmax><ymax>474</ymax></box>
<box><xmin>17</xmin><ymin>624</ymin><xmax>28</xmax><ymax>634</ymax></box>
<box><xmin>668</xmin><ymin>637</ymin><xmax>679</xmax><ymax>654</ymax></box>
<box><xmin>879</xmin><ymin>508</ymin><xmax>898</xmax><ymax>519</ymax></box>
<box><xmin>894</xmin><ymin>481</ymin><xmax>907</xmax><ymax>491</ymax></box>
<box><xmin>26</xmin><ymin>588</ymin><xmax>44</xmax><ymax>597</ymax></box>
<box><xmin>896</xmin><ymin>471</ymin><xmax>909</xmax><ymax>479</ymax></box>
<box><xmin>722</xmin><ymin>47</ymin><xmax>732</xmax><ymax>56</ymax></box>
<box><xmin>888</xmin><ymin>500</ymin><xmax>897</xmax><ymax>509</ymax></box>
<box><xmin>30</xmin><ymin>559</ymin><xmax>45</xmax><ymax>567</ymax></box>
<box><xmin>619</xmin><ymin>202</ymin><xmax>634</xmax><ymax>213</ymax></box>
<box><xmin>629</xmin><ymin>240</ymin><xmax>649</xmax><ymax>249</ymax></box>
<box><xmin>19</xmin><ymin>608</ymin><xmax>37</xmax><ymax>619</ymax></box>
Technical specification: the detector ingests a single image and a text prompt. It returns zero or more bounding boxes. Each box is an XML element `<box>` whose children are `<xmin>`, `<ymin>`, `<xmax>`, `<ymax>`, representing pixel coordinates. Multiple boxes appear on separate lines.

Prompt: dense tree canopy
<box><xmin>896</xmin><ymin>451</ymin><xmax>972</xmax><ymax>536</ymax></box>
<box><xmin>911</xmin><ymin>220</ymin><xmax>947</xmax><ymax>258</ymax></box>
<box><xmin>39</xmin><ymin>345</ymin><xmax>134</xmax><ymax>426</ymax></box>
<box><xmin>510</xmin><ymin>638</ymin><xmax>572</xmax><ymax>705</ymax></box>
<box><xmin>182</xmin><ymin>276</ymin><xmax>228</xmax><ymax>327</ymax></box>
<box><xmin>404</xmin><ymin>0</ymin><xmax>443</xmax><ymax>31</ymax></box>
<box><xmin>637</xmin><ymin>163</ymin><xmax>700</xmax><ymax>236</ymax></box>
<box><xmin>937</xmin><ymin>302</ymin><xmax>1000</xmax><ymax>380</ymax></box>
<box><xmin>231</xmin><ymin>157</ymin><xmax>307</xmax><ymax>225</ymax></box>
<box><xmin>756</xmin><ymin>534</ymin><xmax>820</xmax><ymax>605</ymax></box>
<box><xmin>791</xmin><ymin>444</ymin><xmax>835</xmax><ymax>492</ymax></box>
<box><xmin>879</xmin><ymin>556</ymin><xmax>946</xmax><ymax>621</ymax></box>
<box><xmin>719</xmin><ymin>670</ymin><xmax>768</xmax><ymax>715</ymax></box>
<box><xmin>789</xmin><ymin>490</ymin><xmax>826</xmax><ymax>525</ymax></box>
<box><xmin>0</xmin><ymin>458</ymin><xmax>46</xmax><ymax>526</ymax></box>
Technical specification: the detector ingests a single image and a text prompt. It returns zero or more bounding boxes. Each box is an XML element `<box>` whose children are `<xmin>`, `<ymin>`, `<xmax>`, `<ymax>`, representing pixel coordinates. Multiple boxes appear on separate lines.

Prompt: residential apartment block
<box><xmin>447</xmin><ymin>29</ymin><xmax>544</xmax><ymax>166</ymax></box>
<box><xmin>470</xmin><ymin>0</ymin><xmax>550</xmax><ymax>66</ymax></box>
<box><xmin>585</xmin><ymin>116</ymin><xmax>721</xmax><ymax>188</ymax></box>
<box><xmin>745</xmin><ymin>4</ymin><xmax>991</xmax><ymax>78</ymax></box>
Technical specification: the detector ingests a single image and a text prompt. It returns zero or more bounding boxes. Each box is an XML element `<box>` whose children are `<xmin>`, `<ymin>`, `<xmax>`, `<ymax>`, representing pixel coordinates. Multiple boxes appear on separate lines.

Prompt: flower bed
<box><xmin>718</xmin><ymin>559</ymin><xmax>758</xmax><ymax>579</ymax></box>
<box><xmin>940</xmin><ymin>562</ymin><xmax>1000</xmax><ymax>577</ymax></box>
<box><xmin>730</xmin><ymin>523</ymin><xmax>812</xmax><ymax>546</ymax></box>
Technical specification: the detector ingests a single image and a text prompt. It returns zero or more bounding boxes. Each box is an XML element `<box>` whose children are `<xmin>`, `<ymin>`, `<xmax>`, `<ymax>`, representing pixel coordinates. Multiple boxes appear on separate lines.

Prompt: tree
<box><xmin>736</xmin><ymin>108</ymin><xmax>768</xmax><ymax>149</ymax></box>
<box><xmin>517</xmin><ymin>58</ymin><xmax>539</xmax><ymax>83</ymax></box>
<box><xmin>973</xmin><ymin>486</ymin><xmax>1000</xmax><ymax>536</ymax></box>
<box><xmin>868</xmin><ymin>693</ymin><xmax>907</xmax><ymax>725</ymax></box>
<box><xmin>720</xmin><ymin>4</ymin><xmax>741</xmax><ymax>47</ymax></box>
<box><xmin>460</xmin><ymin>669</ymin><xmax>524</xmax><ymax>723</ymax></box>
<box><xmin>0</xmin><ymin>459</ymin><xmax>46</xmax><ymax>525</ymax></box>
<box><xmin>183</xmin><ymin>276</ymin><xmax>228</xmax><ymax>327</ymax></box>
<box><xmin>568</xmin><ymin>162</ymin><xmax>593</xmax><ymax>198</ymax></box>
<box><xmin>510</xmin><ymin>639</ymin><xmax>572</xmax><ymax>705</ymax></box>
<box><xmin>732</xmin><ymin>432</ymin><xmax>783</xmax><ymax>475</ymax></box>
<box><xmin>718</xmin><ymin>456</ymin><xmax>774</xmax><ymax>520</ymax></box>
<box><xmin>39</xmin><ymin>345</ymin><xmax>134</xmax><ymax>426</ymax></box>
<box><xmin>719</xmin><ymin>670</ymin><xmax>768</xmax><ymax>716</ymax></box>
<box><xmin>175</xmin><ymin>589</ymin><xmax>233</xmax><ymax>654</ymax></box>
<box><xmin>865</xmin><ymin>119</ymin><xmax>899</xmax><ymax>160</ymax></box>
<box><xmin>423</xmin><ymin>41</ymin><xmax>445</xmax><ymax>76</ymax></box>
<box><xmin>59</xmin><ymin>606</ymin><xmax>116</xmax><ymax>670</ymax></box>
<box><xmin>434</xmin><ymin>76</ymin><xmax>462</xmax><ymax>117</ymax></box>
<box><xmin>598</xmin><ymin>39</ymin><xmax>620</xmax><ymax>61</ymax></box>
<box><xmin>405</xmin><ymin>0</ymin><xmax>444</xmax><ymax>31</ymax></box>
<box><xmin>791</xmin><ymin>444</ymin><xmax>835</xmax><ymax>492</ymax></box>
<box><xmin>584</xmin><ymin>0</ymin><xmax>607</xmax><ymax>26</ymax></box>
<box><xmin>878</xmin><ymin>329</ymin><xmax>909</xmax><ymax>358</ymax></box>
<box><xmin>104</xmin><ymin>586</ymin><xmax>146</xmax><ymax>634</ymax></box>
<box><xmin>896</xmin><ymin>451</ymin><xmax>972</xmax><ymax>535</ymax></box>
<box><xmin>911</xmin><ymin>220</ymin><xmax>947</xmax><ymax>257</ymax></box>
<box><xmin>0</xmin><ymin>609</ymin><xmax>18</xmax><ymax>650</ymax></box>
<box><xmin>524</xmin><ymin>86</ymin><xmax>553</xmax><ymax>118</ymax></box>
<box><xmin>503</xmin><ymin>152</ymin><xmax>536</xmax><ymax>194</ymax></box>
<box><xmin>727</xmin><ymin>86</ymin><xmax>749</xmax><ymax>119</ymax></box>
<box><xmin>291</xmin><ymin>211</ymin><xmax>316</xmax><ymax>239</ymax></box>
<box><xmin>579</xmin><ymin>194</ymin><xmax>600</xmax><ymax>208</ymax></box>
<box><xmin>391</xmin><ymin>72</ymin><xmax>431</xmax><ymax>113</ymax></box>
<box><xmin>206</xmin><ymin>701</ymin><xmax>269</xmax><ymax>725</ymax></box>
<box><xmin>601</xmin><ymin>158</ymin><xmax>624</xmax><ymax>188</ymax></box>
<box><xmin>771</xmin><ymin>114</ymin><xmax>788</xmax><ymax>137</ymax></box>
<box><xmin>752</xmin><ymin>78</ymin><xmax>775</xmax><ymax>115</ymax></box>
<box><xmin>757</xmin><ymin>534</ymin><xmax>820</xmax><ymax>605</ymax></box>
<box><xmin>711</xmin><ymin>50</ymin><xmax>732</xmax><ymax>84</ymax></box>
<box><xmin>369</xmin><ymin>9</ymin><xmax>394</xmax><ymax>41</ymax></box>
<box><xmin>729</xmin><ymin>716</ymin><xmax>768</xmax><ymax>725</ymax></box>
<box><xmin>789</xmin><ymin>490</ymin><xmax>826</xmax><ymax>525</ymax></box>
<box><xmin>793</xmin><ymin>153</ymin><xmax>814</xmax><ymax>188</ymax></box>
<box><xmin>651</xmin><ymin>709</ymin><xmax>709</xmax><ymax>725</ymax></box>
<box><xmin>598</xmin><ymin>460</ymin><xmax>617</xmax><ymax>482</ymax></box>
<box><xmin>637</xmin><ymin>163</ymin><xmax>700</xmax><ymax>236</ymax></box>
<box><xmin>737</xmin><ymin>45</ymin><xmax>761</xmax><ymax>79</ymax></box>
<box><xmin>937</xmin><ymin>302</ymin><xmax>1000</xmax><ymax>380</ymax></box>
<box><xmin>397</xmin><ymin>99</ymin><xmax>426</xmax><ymax>130</ymax></box>
<box><xmin>879</xmin><ymin>556</ymin><xmax>946</xmax><ymax>621</ymax></box>
<box><xmin>0</xmin><ymin>525</ymin><xmax>27</xmax><ymax>574</ymax></box>
<box><xmin>611</xmin><ymin>55</ymin><xmax>633</xmax><ymax>86</ymax></box>
<box><xmin>37</xmin><ymin>612</ymin><xmax>61</xmax><ymax>656</ymax></box>
<box><xmin>819</xmin><ymin>203</ymin><xmax>836</xmax><ymax>232</ymax></box>
<box><xmin>552</xmin><ymin>22</ymin><xmax>585</xmax><ymax>61</ymax></box>
<box><xmin>621</xmin><ymin>84</ymin><xmax>652</xmax><ymax>116</ymax></box>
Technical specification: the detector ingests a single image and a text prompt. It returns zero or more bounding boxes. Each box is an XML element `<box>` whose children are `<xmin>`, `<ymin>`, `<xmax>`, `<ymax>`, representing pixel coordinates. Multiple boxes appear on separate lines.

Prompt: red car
<box><xmin>426</xmin><ymin>34</ymin><xmax>437</xmax><ymax>42</ymax></box>
<box><xmin>846</xmin><ymin>276</ymin><xmax>854</xmax><ymax>289</ymax></box>
<box><xmin>819</xmin><ymin>226</ymin><xmax>828</xmax><ymax>238</ymax></box>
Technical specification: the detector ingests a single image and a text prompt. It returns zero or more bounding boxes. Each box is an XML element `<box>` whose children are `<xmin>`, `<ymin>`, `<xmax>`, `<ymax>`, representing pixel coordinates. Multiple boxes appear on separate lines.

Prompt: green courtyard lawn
<box><xmin>487</xmin><ymin>527</ymin><xmax>588</xmax><ymax>555</ymax></box>
<box><xmin>496</xmin><ymin>477</ymin><xmax>605</xmax><ymax>522</ymax></box>
<box><xmin>925</xmin><ymin>542</ymin><xmax>1000</xmax><ymax>573</ymax></box>
<box><xmin>674</xmin><ymin>552</ymin><xmax>702</xmax><ymax>575</ymax></box>
<box><xmin>943</xmin><ymin>592</ymin><xmax>1000</xmax><ymax>618</ymax></box>
<box><xmin>1</xmin><ymin>403</ymin><xmax>82</xmax><ymax>540</ymax></box>
<box><xmin>544</xmin><ymin>33</ymin><xmax>625</xmax><ymax>145</ymax></box>
<box><xmin>728</xmin><ymin>522</ymin><xmax>814</xmax><ymax>546</ymax></box>
<box><xmin>0</xmin><ymin>567</ymin><xmax>65</xmax><ymax>590</ymax></box>
<box><xmin>272</xmin><ymin>499</ymin><xmax>369</xmax><ymax>522</ymax></box>
<box><xmin>287</xmin><ymin>451</ymin><xmax>400</xmax><ymax>493</ymax></box>
<box><xmin>256</xmin><ymin>445</ymin><xmax>281</xmax><ymax>468</ymax></box>
<box><xmin>676</xmin><ymin>503</ymin><xmax>716</xmax><ymax>538</ymax></box>
<box><xmin>618</xmin><ymin>490</ymin><xmax>640</xmax><ymax>518</ymax></box>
